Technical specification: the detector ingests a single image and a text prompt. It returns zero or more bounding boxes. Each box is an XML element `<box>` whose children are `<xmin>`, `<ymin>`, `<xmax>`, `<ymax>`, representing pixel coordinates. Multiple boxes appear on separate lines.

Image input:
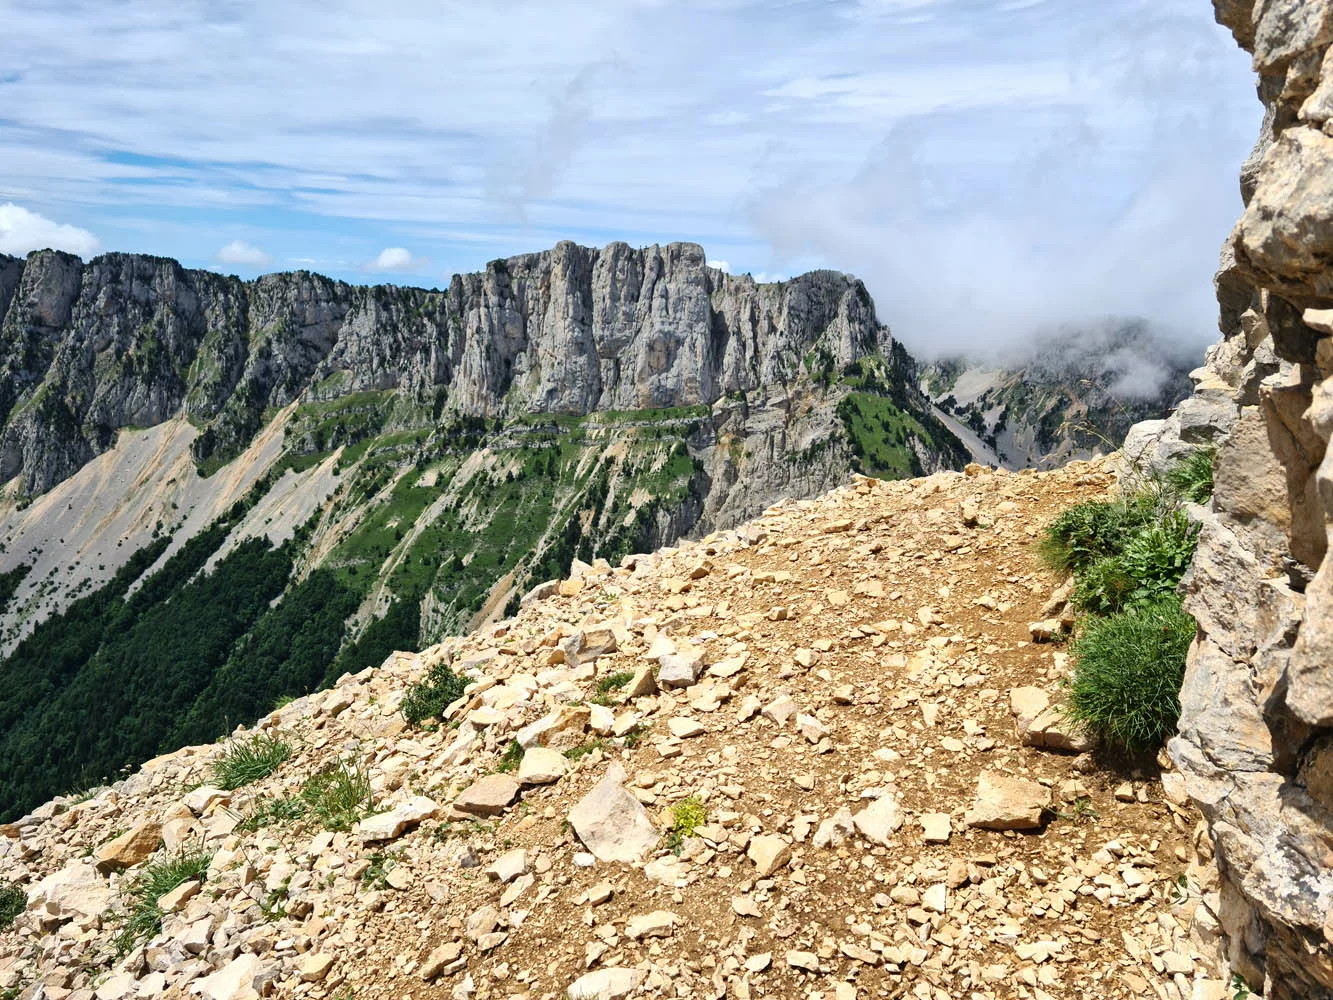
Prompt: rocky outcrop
<box><xmin>1144</xmin><ymin>3</ymin><xmax>1333</xmax><ymax>996</ymax></box>
<box><xmin>0</xmin><ymin>242</ymin><xmax>890</xmax><ymax>496</ymax></box>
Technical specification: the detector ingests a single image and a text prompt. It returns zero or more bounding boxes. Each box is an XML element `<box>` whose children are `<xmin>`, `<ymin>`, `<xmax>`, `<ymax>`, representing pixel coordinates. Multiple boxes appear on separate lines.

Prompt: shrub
<box><xmin>1164</xmin><ymin>448</ymin><xmax>1214</xmax><ymax>504</ymax></box>
<box><xmin>113</xmin><ymin>849</ymin><xmax>211</xmax><ymax>955</ymax></box>
<box><xmin>1072</xmin><ymin>555</ymin><xmax>1136</xmax><ymax>615</ymax></box>
<box><xmin>1065</xmin><ymin>595</ymin><xmax>1196</xmax><ymax>751</ymax></box>
<box><xmin>1039</xmin><ymin>492</ymin><xmax>1157</xmax><ymax>573</ymax></box>
<box><xmin>301</xmin><ymin>760</ymin><xmax>375</xmax><ymax>831</ymax></box>
<box><xmin>495</xmin><ymin>740</ymin><xmax>524</xmax><ymax>774</ymax></box>
<box><xmin>0</xmin><ymin>881</ymin><xmax>25</xmax><ymax>929</ymax></box>
<box><xmin>212</xmin><ymin>733</ymin><xmax>293</xmax><ymax>790</ymax></box>
<box><xmin>665</xmin><ymin>796</ymin><xmax>707</xmax><ymax>854</ymax></box>
<box><xmin>1117</xmin><ymin>509</ymin><xmax>1199</xmax><ymax>604</ymax></box>
<box><xmin>400</xmin><ymin>660</ymin><xmax>467</xmax><ymax>727</ymax></box>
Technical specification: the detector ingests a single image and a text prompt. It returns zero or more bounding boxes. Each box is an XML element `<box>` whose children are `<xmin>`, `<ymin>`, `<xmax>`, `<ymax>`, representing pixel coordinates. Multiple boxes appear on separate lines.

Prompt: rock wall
<box><xmin>0</xmin><ymin>242</ymin><xmax>888</xmax><ymax>496</ymax></box>
<box><xmin>1136</xmin><ymin>3</ymin><xmax>1333</xmax><ymax>996</ymax></box>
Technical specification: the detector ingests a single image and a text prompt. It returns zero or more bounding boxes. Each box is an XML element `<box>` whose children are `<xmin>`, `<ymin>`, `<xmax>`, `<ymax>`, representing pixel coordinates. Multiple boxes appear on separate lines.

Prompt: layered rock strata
<box><xmin>1132</xmin><ymin>3</ymin><xmax>1333</xmax><ymax>996</ymax></box>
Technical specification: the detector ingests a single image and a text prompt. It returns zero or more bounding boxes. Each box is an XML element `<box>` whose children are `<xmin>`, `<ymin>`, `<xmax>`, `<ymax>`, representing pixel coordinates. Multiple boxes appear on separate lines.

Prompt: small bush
<box><xmin>212</xmin><ymin>733</ymin><xmax>293</xmax><ymax>790</ymax></box>
<box><xmin>1164</xmin><ymin>448</ymin><xmax>1214</xmax><ymax>504</ymax></box>
<box><xmin>1072</xmin><ymin>555</ymin><xmax>1136</xmax><ymax>615</ymax></box>
<box><xmin>1118</xmin><ymin>509</ymin><xmax>1199</xmax><ymax>604</ymax></box>
<box><xmin>665</xmin><ymin>796</ymin><xmax>707</xmax><ymax>854</ymax></box>
<box><xmin>0</xmin><ymin>881</ymin><xmax>26</xmax><ymax>929</ymax></box>
<box><xmin>301</xmin><ymin>760</ymin><xmax>375</xmax><ymax>831</ymax></box>
<box><xmin>400</xmin><ymin>660</ymin><xmax>467</xmax><ymax>727</ymax></box>
<box><xmin>1065</xmin><ymin>595</ymin><xmax>1196</xmax><ymax>752</ymax></box>
<box><xmin>1039</xmin><ymin>492</ymin><xmax>1157</xmax><ymax>573</ymax></box>
<box><xmin>591</xmin><ymin>671</ymin><xmax>634</xmax><ymax>706</ymax></box>
<box><xmin>113</xmin><ymin>849</ymin><xmax>212</xmax><ymax>955</ymax></box>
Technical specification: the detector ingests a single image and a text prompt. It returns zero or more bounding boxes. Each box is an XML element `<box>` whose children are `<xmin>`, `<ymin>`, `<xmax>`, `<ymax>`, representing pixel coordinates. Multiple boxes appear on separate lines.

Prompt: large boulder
<box><xmin>568</xmin><ymin>763</ymin><xmax>658</xmax><ymax>863</ymax></box>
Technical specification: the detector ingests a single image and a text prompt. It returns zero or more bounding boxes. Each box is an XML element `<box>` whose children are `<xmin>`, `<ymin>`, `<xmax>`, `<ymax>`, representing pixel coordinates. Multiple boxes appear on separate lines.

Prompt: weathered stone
<box><xmin>517</xmin><ymin>746</ymin><xmax>568</xmax><ymax>785</ymax></box>
<box><xmin>193</xmin><ymin>954</ymin><xmax>268</xmax><ymax>1000</ymax></box>
<box><xmin>356</xmin><ymin>796</ymin><xmax>440</xmax><ymax>842</ymax></box>
<box><xmin>852</xmin><ymin>794</ymin><xmax>904</xmax><ymax>846</ymax></box>
<box><xmin>94</xmin><ymin>821</ymin><xmax>161</xmax><ymax>871</ymax></box>
<box><xmin>566</xmin><ymin>967</ymin><xmax>643</xmax><ymax>1000</ymax></box>
<box><xmin>965</xmin><ymin>772</ymin><xmax>1050</xmax><ymax>830</ymax></box>
<box><xmin>747</xmin><ymin>834</ymin><xmax>791</xmax><ymax>876</ymax></box>
<box><xmin>452</xmin><ymin>777</ymin><xmax>520</xmax><ymax>818</ymax></box>
<box><xmin>568</xmin><ymin>763</ymin><xmax>659</xmax><ymax>862</ymax></box>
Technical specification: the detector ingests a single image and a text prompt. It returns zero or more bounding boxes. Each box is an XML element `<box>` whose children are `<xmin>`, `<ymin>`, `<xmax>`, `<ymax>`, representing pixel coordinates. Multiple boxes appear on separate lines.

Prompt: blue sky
<box><xmin>0</xmin><ymin>0</ymin><xmax>1258</xmax><ymax>357</ymax></box>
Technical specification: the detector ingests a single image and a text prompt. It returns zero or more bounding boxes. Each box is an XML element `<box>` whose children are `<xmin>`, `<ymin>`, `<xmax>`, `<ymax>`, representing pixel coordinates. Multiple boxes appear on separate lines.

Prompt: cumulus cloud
<box><xmin>215</xmin><ymin>240</ymin><xmax>272</xmax><ymax>267</ymax></box>
<box><xmin>0</xmin><ymin>202</ymin><xmax>99</xmax><ymax>256</ymax></box>
<box><xmin>367</xmin><ymin>247</ymin><xmax>423</xmax><ymax>272</ymax></box>
<box><xmin>707</xmin><ymin>259</ymin><xmax>730</xmax><ymax>273</ymax></box>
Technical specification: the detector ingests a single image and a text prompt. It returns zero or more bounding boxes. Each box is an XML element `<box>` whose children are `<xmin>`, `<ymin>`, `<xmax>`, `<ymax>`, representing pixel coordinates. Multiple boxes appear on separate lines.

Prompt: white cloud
<box><xmin>0</xmin><ymin>202</ymin><xmax>99</xmax><ymax>256</ymax></box>
<box><xmin>215</xmin><ymin>240</ymin><xmax>272</xmax><ymax>267</ymax></box>
<box><xmin>707</xmin><ymin>259</ymin><xmax>730</xmax><ymax>273</ymax></box>
<box><xmin>367</xmin><ymin>247</ymin><xmax>420</xmax><ymax>272</ymax></box>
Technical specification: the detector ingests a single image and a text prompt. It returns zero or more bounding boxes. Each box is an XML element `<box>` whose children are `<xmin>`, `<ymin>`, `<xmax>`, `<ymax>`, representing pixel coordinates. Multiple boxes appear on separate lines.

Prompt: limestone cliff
<box><xmin>1127</xmin><ymin>3</ymin><xmax>1333</xmax><ymax>996</ymax></box>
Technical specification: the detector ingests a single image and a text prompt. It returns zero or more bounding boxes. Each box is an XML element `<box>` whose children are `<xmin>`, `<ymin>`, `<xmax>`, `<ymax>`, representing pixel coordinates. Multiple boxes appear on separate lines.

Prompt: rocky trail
<box><xmin>0</xmin><ymin>461</ymin><xmax>1229</xmax><ymax>1000</ymax></box>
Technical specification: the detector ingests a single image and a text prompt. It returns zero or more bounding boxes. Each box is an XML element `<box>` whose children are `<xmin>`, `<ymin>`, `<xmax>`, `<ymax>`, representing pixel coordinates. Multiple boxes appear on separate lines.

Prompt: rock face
<box><xmin>1148</xmin><ymin>4</ymin><xmax>1333</xmax><ymax>996</ymax></box>
<box><xmin>0</xmin><ymin>241</ymin><xmax>930</xmax><ymax>497</ymax></box>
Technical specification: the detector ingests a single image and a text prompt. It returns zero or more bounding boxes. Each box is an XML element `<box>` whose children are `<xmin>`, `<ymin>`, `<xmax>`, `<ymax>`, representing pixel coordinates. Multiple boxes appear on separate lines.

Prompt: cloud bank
<box><xmin>0</xmin><ymin>203</ymin><xmax>99</xmax><ymax>256</ymax></box>
<box><xmin>0</xmin><ymin>0</ymin><xmax>1258</xmax><ymax>360</ymax></box>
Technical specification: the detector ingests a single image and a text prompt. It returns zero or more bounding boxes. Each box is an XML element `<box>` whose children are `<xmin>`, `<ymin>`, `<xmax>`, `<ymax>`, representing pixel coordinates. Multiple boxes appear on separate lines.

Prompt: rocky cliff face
<box><xmin>0</xmin><ymin>242</ymin><xmax>887</xmax><ymax>497</ymax></box>
<box><xmin>1127</xmin><ymin>3</ymin><xmax>1333</xmax><ymax>996</ymax></box>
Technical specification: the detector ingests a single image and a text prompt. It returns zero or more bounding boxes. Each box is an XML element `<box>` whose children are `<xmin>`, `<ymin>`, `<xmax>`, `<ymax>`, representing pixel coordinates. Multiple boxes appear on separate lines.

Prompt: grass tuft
<box><xmin>495</xmin><ymin>740</ymin><xmax>524</xmax><ymax>774</ymax></box>
<box><xmin>211</xmin><ymin>733</ymin><xmax>293</xmax><ymax>790</ymax></box>
<box><xmin>0</xmin><ymin>881</ymin><xmax>25</xmax><ymax>929</ymax></box>
<box><xmin>1065</xmin><ymin>595</ymin><xmax>1195</xmax><ymax>752</ymax></box>
<box><xmin>301</xmin><ymin>760</ymin><xmax>375</xmax><ymax>831</ymax></box>
<box><xmin>235</xmin><ymin>795</ymin><xmax>306</xmax><ymax>833</ymax></box>
<box><xmin>1164</xmin><ymin>448</ymin><xmax>1215</xmax><ymax>504</ymax></box>
<box><xmin>113</xmin><ymin>849</ymin><xmax>211</xmax><ymax>955</ymax></box>
<box><xmin>591</xmin><ymin>671</ymin><xmax>634</xmax><ymax>706</ymax></box>
<box><xmin>1039</xmin><ymin>490</ymin><xmax>1158</xmax><ymax>574</ymax></box>
<box><xmin>400</xmin><ymin>660</ymin><xmax>468</xmax><ymax>727</ymax></box>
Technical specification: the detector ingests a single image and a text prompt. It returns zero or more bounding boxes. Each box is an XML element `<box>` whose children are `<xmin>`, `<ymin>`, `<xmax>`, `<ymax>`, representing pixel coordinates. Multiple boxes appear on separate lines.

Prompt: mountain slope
<box><xmin>921</xmin><ymin>322</ymin><xmax>1193</xmax><ymax>470</ymax></box>
<box><xmin>0</xmin><ymin>459</ymin><xmax>1225</xmax><ymax>1000</ymax></box>
<box><xmin>0</xmin><ymin>242</ymin><xmax>967</xmax><ymax>819</ymax></box>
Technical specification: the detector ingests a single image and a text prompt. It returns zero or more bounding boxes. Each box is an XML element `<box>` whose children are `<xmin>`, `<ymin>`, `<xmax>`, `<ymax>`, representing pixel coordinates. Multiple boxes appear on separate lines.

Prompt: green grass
<box><xmin>564</xmin><ymin>737</ymin><xmax>607</xmax><ymax>760</ymax></box>
<box><xmin>665</xmin><ymin>796</ymin><xmax>707</xmax><ymax>854</ymax></box>
<box><xmin>400</xmin><ymin>660</ymin><xmax>468</xmax><ymax>727</ymax></box>
<box><xmin>211</xmin><ymin>733</ymin><xmax>293</xmax><ymax>790</ymax></box>
<box><xmin>1065</xmin><ymin>595</ymin><xmax>1195</xmax><ymax>752</ymax></box>
<box><xmin>837</xmin><ymin>392</ymin><xmax>931</xmax><ymax>479</ymax></box>
<box><xmin>0</xmin><ymin>881</ymin><xmax>25</xmax><ymax>929</ymax></box>
<box><xmin>360</xmin><ymin>851</ymin><xmax>398</xmax><ymax>890</ymax></box>
<box><xmin>1164</xmin><ymin>448</ymin><xmax>1214</xmax><ymax>504</ymax></box>
<box><xmin>113</xmin><ymin>849</ymin><xmax>212</xmax><ymax>955</ymax></box>
<box><xmin>1039</xmin><ymin>490</ymin><xmax>1159</xmax><ymax>574</ymax></box>
<box><xmin>591</xmin><ymin>671</ymin><xmax>634</xmax><ymax>706</ymax></box>
<box><xmin>495</xmin><ymin>740</ymin><xmax>524</xmax><ymax>774</ymax></box>
<box><xmin>235</xmin><ymin>795</ymin><xmax>306</xmax><ymax>833</ymax></box>
<box><xmin>301</xmin><ymin>760</ymin><xmax>375</xmax><ymax>832</ymax></box>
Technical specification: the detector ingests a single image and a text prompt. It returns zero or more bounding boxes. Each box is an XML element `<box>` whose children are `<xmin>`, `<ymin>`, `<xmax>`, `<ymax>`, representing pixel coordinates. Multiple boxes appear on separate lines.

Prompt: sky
<box><xmin>0</xmin><ymin>0</ymin><xmax>1259</xmax><ymax>360</ymax></box>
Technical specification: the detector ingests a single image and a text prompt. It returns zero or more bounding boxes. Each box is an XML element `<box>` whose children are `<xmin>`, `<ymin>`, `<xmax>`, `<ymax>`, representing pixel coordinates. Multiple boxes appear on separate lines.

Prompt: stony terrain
<box><xmin>0</xmin><ymin>461</ymin><xmax>1231</xmax><ymax>1000</ymax></box>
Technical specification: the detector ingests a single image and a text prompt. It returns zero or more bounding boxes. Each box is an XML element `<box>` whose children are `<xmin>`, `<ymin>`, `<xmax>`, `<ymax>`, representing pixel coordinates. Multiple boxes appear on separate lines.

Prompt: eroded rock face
<box><xmin>1156</xmin><ymin>3</ymin><xmax>1333</xmax><ymax>995</ymax></box>
<box><xmin>0</xmin><ymin>242</ymin><xmax>896</xmax><ymax>496</ymax></box>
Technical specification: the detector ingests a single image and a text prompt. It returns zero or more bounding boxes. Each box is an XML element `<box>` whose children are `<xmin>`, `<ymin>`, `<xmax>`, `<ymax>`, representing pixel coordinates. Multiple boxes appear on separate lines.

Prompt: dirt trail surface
<box><xmin>0</xmin><ymin>461</ymin><xmax>1226</xmax><ymax>1000</ymax></box>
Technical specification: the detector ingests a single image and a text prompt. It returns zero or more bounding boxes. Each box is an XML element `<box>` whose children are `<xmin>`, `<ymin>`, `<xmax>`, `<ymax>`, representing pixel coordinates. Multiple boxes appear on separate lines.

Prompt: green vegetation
<box><xmin>0</xmin><ymin>564</ymin><xmax>30</xmax><ymax>615</ymax></box>
<box><xmin>1066</xmin><ymin>597</ymin><xmax>1195</xmax><ymax>752</ymax></box>
<box><xmin>564</xmin><ymin>737</ymin><xmax>607</xmax><ymax>760</ymax></box>
<box><xmin>301</xmin><ymin>760</ymin><xmax>375</xmax><ymax>831</ymax></box>
<box><xmin>211</xmin><ymin>733</ymin><xmax>293</xmax><ymax>790</ymax></box>
<box><xmin>360</xmin><ymin>851</ymin><xmax>398</xmax><ymax>890</ymax></box>
<box><xmin>235</xmin><ymin>795</ymin><xmax>306</xmax><ymax>833</ymax></box>
<box><xmin>400</xmin><ymin>659</ymin><xmax>468</xmax><ymax>727</ymax></box>
<box><xmin>0</xmin><ymin>881</ymin><xmax>25</xmax><ymax>929</ymax></box>
<box><xmin>665</xmin><ymin>796</ymin><xmax>707</xmax><ymax>854</ymax></box>
<box><xmin>495</xmin><ymin>740</ymin><xmax>524</xmax><ymax>774</ymax></box>
<box><xmin>592</xmin><ymin>671</ymin><xmax>634</xmax><ymax>706</ymax></box>
<box><xmin>1046</xmin><ymin>451</ymin><xmax>1211</xmax><ymax>753</ymax></box>
<box><xmin>1164</xmin><ymin>447</ymin><xmax>1215</xmax><ymax>504</ymax></box>
<box><xmin>113</xmin><ymin>849</ymin><xmax>212</xmax><ymax>956</ymax></box>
